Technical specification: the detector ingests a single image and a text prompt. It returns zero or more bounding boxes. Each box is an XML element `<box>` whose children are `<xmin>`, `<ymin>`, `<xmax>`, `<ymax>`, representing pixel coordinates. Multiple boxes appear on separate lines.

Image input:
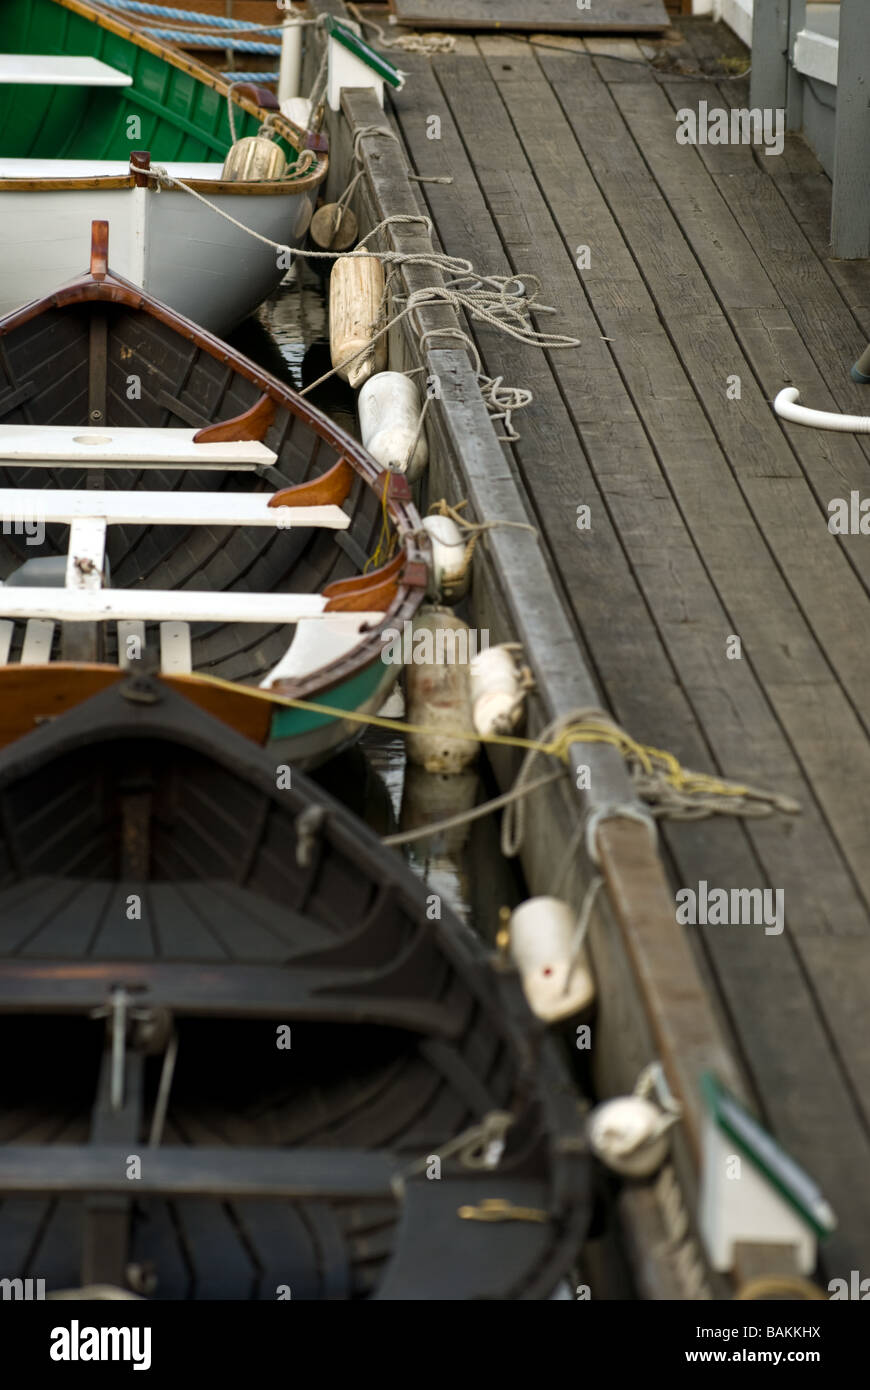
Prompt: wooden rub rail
<box><xmin>305</xmin><ymin>0</ymin><xmax>753</xmax><ymax>1294</ymax></box>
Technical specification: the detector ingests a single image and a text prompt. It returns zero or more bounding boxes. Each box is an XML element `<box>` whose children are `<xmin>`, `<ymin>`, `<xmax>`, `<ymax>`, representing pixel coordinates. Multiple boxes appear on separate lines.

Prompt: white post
<box><xmin>278</xmin><ymin>20</ymin><xmax>302</xmax><ymax>104</ymax></box>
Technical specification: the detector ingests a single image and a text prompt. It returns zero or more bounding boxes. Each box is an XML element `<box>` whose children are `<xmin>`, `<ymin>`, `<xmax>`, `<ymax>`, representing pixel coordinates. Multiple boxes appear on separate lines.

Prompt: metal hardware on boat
<box><xmin>148</xmin><ymin>1031</ymin><xmax>179</xmax><ymax>1150</ymax></box>
<box><xmin>358</xmin><ymin>371</ymin><xmax>429</xmax><ymax>480</ymax></box>
<box><xmin>404</xmin><ymin>608</ymin><xmax>479</xmax><ymax>774</ymax></box>
<box><xmin>507</xmin><ymin>896</ymin><xmax>596</xmax><ymax>1023</ymax></box>
<box><xmin>457</xmin><ymin>1198</ymin><xmax>549</xmax><ymax>1224</ymax></box>
<box><xmin>120</xmin><ymin>675</ymin><xmax>161</xmax><ymax>704</ymax></box>
<box><xmin>330</xmin><ymin>249</ymin><xmax>388</xmax><ymax>388</ymax></box>
<box><xmin>221</xmin><ymin>136</ymin><xmax>288</xmax><ymax>183</ymax></box>
<box><xmin>131</xmin><ymin>1006</ymin><xmax>173</xmax><ymax>1055</ymax></box>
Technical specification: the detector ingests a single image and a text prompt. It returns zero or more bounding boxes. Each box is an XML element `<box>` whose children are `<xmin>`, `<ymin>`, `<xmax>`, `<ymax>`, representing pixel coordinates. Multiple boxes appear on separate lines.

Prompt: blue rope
<box><xmin>99</xmin><ymin>0</ymin><xmax>282</xmax><ymax>29</ymax></box>
<box><xmin>144</xmin><ymin>30</ymin><xmax>280</xmax><ymax>53</ymax></box>
<box><xmin>224</xmin><ymin>72</ymin><xmax>279</xmax><ymax>84</ymax></box>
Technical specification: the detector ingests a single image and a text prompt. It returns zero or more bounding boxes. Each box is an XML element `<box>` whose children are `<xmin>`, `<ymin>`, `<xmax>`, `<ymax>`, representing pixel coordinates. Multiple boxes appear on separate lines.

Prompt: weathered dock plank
<box><xmin>389</xmin><ymin>0</ymin><xmax>670</xmax><ymax>34</ymax></box>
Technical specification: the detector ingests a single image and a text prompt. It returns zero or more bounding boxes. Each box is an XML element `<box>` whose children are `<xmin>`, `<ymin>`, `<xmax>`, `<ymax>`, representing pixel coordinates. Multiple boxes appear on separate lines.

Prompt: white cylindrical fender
<box><xmin>280</xmin><ymin>96</ymin><xmax>313</xmax><ymax>129</ymax></box>
<box><xmin>470</xmin><ymin>643</ymin><xmax>524</xmax><ymax>736</ymax></box>
<box><xmin>404</xmin><ymin>608</ymin><xmax>479</xmax><ymax>774</ymax></box>
<box><xmin>329</xmin><ymin>250</ymin><xmax>387</xmax><ymax>388</ymax></box>
<box><xmin>358</xmin><ymin>371</ymin><xmax>429</xmax><ymax>480</ymax></box>
<box><xmin>221</xmin><ymin>136</ymin><xmax>287</xmax><ymax>183</ymax></box>
<box><xmin>422</xmin><ymin>514</ymin><xmax>470</xmax><ymax>604</ymax></box>
<box><xmin>587</xmin><ymin>1096</ymin><xmax>671</xmax><ymax>1178</ymax></box>
<box><xmin>508</xmin><ymin>896</ymin><xmax>595</xmax><ymax>1022</ymax></box>
<box><xmin>774</xmin><ymin>386</ymin><xmax>870</xmax><ymax>434</ymax></box>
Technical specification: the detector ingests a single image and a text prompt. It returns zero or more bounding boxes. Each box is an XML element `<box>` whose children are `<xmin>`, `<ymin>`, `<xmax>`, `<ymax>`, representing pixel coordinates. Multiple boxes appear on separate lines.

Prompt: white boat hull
<box><xmin>0</xmin><ymin>174</ymin><xmax>315</xmax><ymax>333</ymax></box>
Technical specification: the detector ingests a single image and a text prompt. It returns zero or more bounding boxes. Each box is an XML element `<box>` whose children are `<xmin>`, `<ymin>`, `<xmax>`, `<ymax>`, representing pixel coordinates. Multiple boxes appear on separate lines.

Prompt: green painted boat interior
<box><xmin>1</xmin><ymin>0</ymin><xmax>299</xmax><ymax>163</ymax></box>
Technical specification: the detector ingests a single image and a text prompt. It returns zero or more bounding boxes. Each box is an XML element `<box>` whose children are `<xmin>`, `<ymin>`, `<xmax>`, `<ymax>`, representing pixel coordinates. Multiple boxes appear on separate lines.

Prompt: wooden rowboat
<box><xmin>0</xmin><ymin>0</ymin><xmax>328</xmax><ymax>332</ymax></box>
<box><xmin>0</xmin><ymin>677</ymin><xmax>589</xmax><ymax>1299</ymax></box>
<box><xmin>0</xmin><ymin>222</ymin><xmax>429</xmax><ymax>768</ymax></box>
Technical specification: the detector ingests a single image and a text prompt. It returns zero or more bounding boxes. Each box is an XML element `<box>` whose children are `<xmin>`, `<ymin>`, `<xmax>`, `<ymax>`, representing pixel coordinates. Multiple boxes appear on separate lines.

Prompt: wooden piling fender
<box><xmin>358</xmin><ymin>371</ymin><xmax>428</xmax><ymax>480</ymax></box>
<box><xmin>404</xmin><ymin>607</ymin><xmax>479</xmax><ymax>774</ymax></box>
<box><xmin>507</xmin><ymin>896</ymin><xmax>595</xmax><ymax>1023</ymax></box>
<box><xmin>221</xmin><ymin>136</ymin><xmax>287</xmax><ymax>182</ymax></box>
<box><xmin>329</xmin><ymin>249</ymin><xmax>387</xmax><ymax>388</ymax></box>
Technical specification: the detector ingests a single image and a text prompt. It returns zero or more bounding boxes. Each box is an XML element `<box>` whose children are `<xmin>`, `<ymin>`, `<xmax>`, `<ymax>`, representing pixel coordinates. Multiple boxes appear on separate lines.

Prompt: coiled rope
<box><xmin>347</xmin><ymin>2</ymin><xmax>456</xmax><ymax>56</ymax></box>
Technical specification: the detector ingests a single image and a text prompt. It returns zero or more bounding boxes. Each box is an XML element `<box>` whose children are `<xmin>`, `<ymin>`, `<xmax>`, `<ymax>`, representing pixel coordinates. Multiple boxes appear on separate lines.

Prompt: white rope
<box><xmin>381</xmin><ymin>771</ymin><xmax>563</xmax><ymax>848</ymax></box>
<box><xmin>347</xmin><ymin>1</ymin><xmax>456</xmax><ymax>56</ymax></box>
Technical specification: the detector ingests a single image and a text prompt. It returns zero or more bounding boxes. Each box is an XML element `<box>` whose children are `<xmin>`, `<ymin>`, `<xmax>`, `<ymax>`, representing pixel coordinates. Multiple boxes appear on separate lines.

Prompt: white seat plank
<box><xmin>160</xmin><ymin>622</ymin><xmax>192</xmax><ymax>675</ymax></box>
<box><xmin>0</xmin><ymin>591</ymin><xmax>387</xmax><ymax>626</ymax></box>
<box><xmin>0</xmin><ymin>489</ymin><xmax>349</xmax><ymax>530</ymax></box>
<box><xmin>20</xmin><ymin>619</ymin><xmax>54</xmax><ymax>664</ymax></box>
<box><xmin>0</xmin><ymin>56</ymin><xmax>133</xmax><ymax>87</ymax></box>
<box><xmin>0</xmin><ymin>425</ymin><xmax>276</xmax><ymax>469</ymax></box>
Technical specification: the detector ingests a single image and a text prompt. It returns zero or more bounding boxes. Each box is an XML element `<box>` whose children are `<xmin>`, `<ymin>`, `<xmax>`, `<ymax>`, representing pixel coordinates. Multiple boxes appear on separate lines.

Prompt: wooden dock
<box><xmin>309</xmin><ymin>8</ymin><xmax>870</xmax><ymax>1284</ymax></box>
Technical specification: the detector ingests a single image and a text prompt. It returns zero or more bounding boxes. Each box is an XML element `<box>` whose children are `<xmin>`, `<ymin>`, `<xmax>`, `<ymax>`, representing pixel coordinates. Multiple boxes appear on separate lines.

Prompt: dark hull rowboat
<box><xmin>0</xmin><ymin>223</ymin><xmax>429</xmax><ymax>767</ymax></box>
<box><xmin>0</xmin><ymin>678</ymin><xmax>589</xmax><ymax>1299</ymax></box>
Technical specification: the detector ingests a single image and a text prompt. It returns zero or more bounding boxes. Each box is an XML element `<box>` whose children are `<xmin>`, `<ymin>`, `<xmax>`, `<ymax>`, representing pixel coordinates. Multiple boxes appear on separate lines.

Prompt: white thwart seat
<box><xmin>0</xmin><ymin>488</ymin><xmax>349</xmax><ymax>530</ymax></box>
<box><xmin>0</xmin><ymin>426</ymin><xmax>276</xmax><ymax>470</ymax></box>
<box><xmin>0</xmin><ymin>588</ymin><xmax>383</xmax><ymax>625</ymax></box>
<box><xmin>0</xmin><ymin>158</ymin><xmax>225</xmax><ymax>179</ymax></box>
<box><xmin>0</xmin><ymin>491</ymin><xmax>376</xmax><ymax>675</ymax></box>
<box><xmin>0</xmin><ymin>56</ymin><xmax>133</xmax><ymax>87</ymax></box>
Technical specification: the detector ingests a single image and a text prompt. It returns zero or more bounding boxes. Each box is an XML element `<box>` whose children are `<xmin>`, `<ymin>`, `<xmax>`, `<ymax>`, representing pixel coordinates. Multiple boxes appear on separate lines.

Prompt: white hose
<box><xmin>774</xmin><ymin>387</ymin><xmax>870</xmax><ymax>434</ymax></box>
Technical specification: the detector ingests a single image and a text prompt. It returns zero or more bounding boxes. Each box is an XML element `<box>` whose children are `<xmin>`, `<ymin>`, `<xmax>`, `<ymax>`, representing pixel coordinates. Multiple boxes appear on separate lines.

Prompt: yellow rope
<box><xmin>169</xmin><ymin>671</ymin><xmax>796</xmax><ymax>812</ymax></box>
<box><xmin>363</xmin><ymin>474</ymin><xmax>395</xmax><ymax>574</ymax></box>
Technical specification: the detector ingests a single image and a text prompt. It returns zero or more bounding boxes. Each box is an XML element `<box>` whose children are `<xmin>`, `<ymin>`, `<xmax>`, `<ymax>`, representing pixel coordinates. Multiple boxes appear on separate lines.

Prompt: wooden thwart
<box><xmin>388</xmin><ymin>0</ymin><xmax>669</xmax><ymax>32</ymax></box>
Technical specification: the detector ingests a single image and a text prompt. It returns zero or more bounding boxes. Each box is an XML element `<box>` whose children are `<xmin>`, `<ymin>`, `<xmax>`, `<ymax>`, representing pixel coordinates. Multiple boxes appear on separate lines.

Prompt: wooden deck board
<box><xmin>389</xmin><ymin>19</ymin><xmax>870</xmax><ymax>1273</ymax></box>
<box><xmin>389</xmin><ymin>0</ymin><xmax>670</xmax><ymax>33</ymax></box>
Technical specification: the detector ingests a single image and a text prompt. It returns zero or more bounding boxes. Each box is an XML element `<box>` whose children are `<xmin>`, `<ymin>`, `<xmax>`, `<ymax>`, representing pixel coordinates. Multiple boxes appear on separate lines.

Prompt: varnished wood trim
<box><xmin>90</xmin><ymin>220</ymin><xmax>108</xmax><ymax>280</ymax></box>
<box><xmin>325</xmin><ymin>578</ymin><xmax>398</xmax><ymax>613</ymax></box>
<box><xmin>194</xmin><ymin>393</ymin><xmax>275</xmax><ymax>444</ymax></box>
<box><xmin>323</xmin><ymin>549</ymin><xmax>405</xmax><ymax>597</ymax></box>
<box><xmin>269</xmin><ymin>458</ymin><xmax>354</xmax><ymax>510</ymax></box>
<box><xmin>0</xmin><ymin>173</ymin><xmax>325</xmax><ymax>197</ymax></box>
<box><xmin>129</xmin><ymin>149</ymin><xmax>151</xmax><ymax>189</ymax></box>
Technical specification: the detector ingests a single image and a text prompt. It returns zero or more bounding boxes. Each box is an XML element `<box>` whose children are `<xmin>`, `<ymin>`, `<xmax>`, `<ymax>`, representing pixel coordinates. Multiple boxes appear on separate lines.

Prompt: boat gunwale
<box><xmin>0</xmin><ymin>171</ymin><xmax>325</xmax><ymax>195</ymax></box>
<box><xmin>0</xmin><ymin>259</ymin><xmax>430</xmax><ymax>702</ymax></box>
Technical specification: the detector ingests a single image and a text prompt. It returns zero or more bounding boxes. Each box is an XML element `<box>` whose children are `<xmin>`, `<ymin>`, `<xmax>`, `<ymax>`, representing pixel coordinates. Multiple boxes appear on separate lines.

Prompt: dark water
<box><xmin>229</xmin><ymin>265</ymin><xmax>524</xmax><ymax>939</ymax></box>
